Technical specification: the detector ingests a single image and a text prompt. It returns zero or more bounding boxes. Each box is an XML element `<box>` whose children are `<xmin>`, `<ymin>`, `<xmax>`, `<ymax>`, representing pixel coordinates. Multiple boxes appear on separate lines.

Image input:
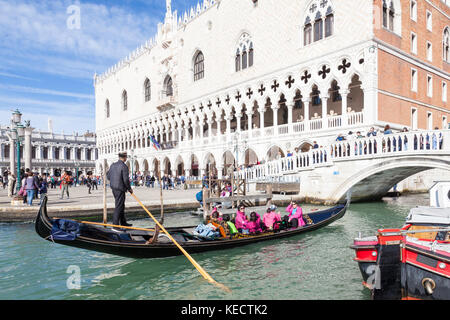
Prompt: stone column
<box><xmin>199</xmin><ymin>119</ymin><xmax>204</xmax><ymax>141</ymax></box>
<box><xmin>217</xmin><ymin>166</ymin><xmax>224</xmax><ymax>179</ymax></box>
<box><xmin>177</xmin><ymin>128</ymin><xmax>182</xmax><ymax>143</ymax></box>
<box><xmin>259</xmin><ymin>107</ymin><xmax>265</xmax><ymax>131</ymax></box>
<box><xmin>302</xmin><ymin>98</ymin><xmax>310</xmax><ymax>122</ymax></box>
<box><xmin>225</xmin><ymin>115</ymin><xmax>232</xmax><ymax>143</ymax></box>
<box><xmin>24</xmin><ymin>127</ymin><xmax>33</xmax><ymax>171</ymax></box>
<box><xmin>247</xmin><ymin>111</ymin><xmax>253</xmax><ymax>138</ymax></box>
<box><xmin>216</xmin><ymin>118</ymin><xmax>221</xmax><ymax>136</ymax></box>
<box><xmin>287</xmin><ymin>103</ymin><xmax>294</xmax><ymax>133</ymax></box>
<box><xmin>321</xmin><ymin>95</ymin><xmax>329</xmax><ymax>129</ymax></box>
<box><xmin>236</xmin><ymin>115</ymin><xmax>242</xmax><ymax>133</ymax></box>
<box><xmin>272</xmin><ymin>106</ymin><xmax>279</xmax><ymax>133</ymax></box>
<box><xmin>207</xmin><ymin>120</ymin><xmax>212</xmax><ymax>139</ymax></box>
<box><xmin>340</xmin><ymin>90</ymin><xmax>349</xmax><ymax>127</ymax></box>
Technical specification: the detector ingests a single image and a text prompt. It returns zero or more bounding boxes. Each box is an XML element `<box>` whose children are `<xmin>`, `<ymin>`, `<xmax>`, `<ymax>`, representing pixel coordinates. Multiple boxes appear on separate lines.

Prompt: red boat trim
<box><xmin>353</xmin><ymin>258</ymin><xmax>377</xmax><ymax>263</ymax></box>
<box><xmin>405</xmin><ymin>243</ymin><xmax>450</xmax><ymax>262</ymax></box>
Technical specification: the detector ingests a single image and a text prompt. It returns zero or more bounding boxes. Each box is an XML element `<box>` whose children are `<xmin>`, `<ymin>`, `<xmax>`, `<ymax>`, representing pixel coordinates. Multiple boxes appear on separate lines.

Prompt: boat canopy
<box><xmin>406</xmin><ymin>207</ymin><xmax>450</xmax><ymax>225</ymax></box>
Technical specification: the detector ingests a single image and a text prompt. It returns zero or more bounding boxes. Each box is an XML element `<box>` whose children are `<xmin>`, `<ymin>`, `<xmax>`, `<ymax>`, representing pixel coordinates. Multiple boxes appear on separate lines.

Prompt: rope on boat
<box><xmin>131</xmin><ymin>193</ymin><xmax>231</xmax><ymax>293</ymax></box>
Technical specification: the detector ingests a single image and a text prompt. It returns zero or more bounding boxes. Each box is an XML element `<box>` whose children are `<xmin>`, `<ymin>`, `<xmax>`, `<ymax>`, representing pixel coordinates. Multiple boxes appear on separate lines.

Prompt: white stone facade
<box><xmin>94</xmin><ymin>0</ymin><xmax>387</xmax><ymax>177</ymax></box>
<box><xmin>0</xmin><ymin>126</ymin><xmax>98</xmax><ymax>176</ymax></box>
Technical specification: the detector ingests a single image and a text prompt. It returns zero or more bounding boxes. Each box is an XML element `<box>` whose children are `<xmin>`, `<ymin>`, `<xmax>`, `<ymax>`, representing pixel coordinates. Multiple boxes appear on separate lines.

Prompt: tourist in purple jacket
<box><xmin>286</xmin><ymin>201</ymin><xmax>306</xmax><ymax>227</ymax></box>
<box><xmin>24</xmin><ymin>172</ymin><xmax>39</xmax><ymax>206</ymax></box>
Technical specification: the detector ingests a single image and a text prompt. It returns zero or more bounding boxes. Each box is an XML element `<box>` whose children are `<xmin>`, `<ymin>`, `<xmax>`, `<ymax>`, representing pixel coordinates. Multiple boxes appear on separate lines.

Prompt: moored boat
<box><xmin>36</xmin><ymin>196</ymin><xmax>350</xmax><ymax>259</ymax></box>
<box><xmin>351</xmin><ymin>182</ymin><xmax>450</xmax><ymax>300</ymax></box>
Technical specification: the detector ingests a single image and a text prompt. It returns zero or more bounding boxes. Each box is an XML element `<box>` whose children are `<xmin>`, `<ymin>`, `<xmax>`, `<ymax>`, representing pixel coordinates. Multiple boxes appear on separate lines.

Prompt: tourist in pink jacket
<box><xmin>286</xmin><ymin>201</ymin><xmax>306</xmax><ymax>227</ymax></box>
<box><xmin>235</xmin><ymin>205</ymin><xmax>249</xmax><ymax>231</ymax></box>
<box><xmin>247</xmin><ymin>212</ymin><xmax>262</xmax><ymax>234</ymax></box>
<box><xmin>263</xmin><ymin>205</ymin><xmax>281</xmax><ymax>230</ymax></box>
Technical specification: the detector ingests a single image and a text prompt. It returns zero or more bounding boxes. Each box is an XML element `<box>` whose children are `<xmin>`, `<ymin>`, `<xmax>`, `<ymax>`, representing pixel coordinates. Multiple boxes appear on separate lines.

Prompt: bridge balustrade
<box><xmin>239</xmin><ymin>130</ymin><xmax>449</xmax><ymax>180</ymax></box>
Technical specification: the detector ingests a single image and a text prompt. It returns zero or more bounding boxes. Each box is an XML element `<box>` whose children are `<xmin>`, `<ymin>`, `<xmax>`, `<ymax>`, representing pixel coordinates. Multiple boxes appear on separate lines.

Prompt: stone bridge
<box><xmin>239</xmin><ymin>130</ymin><xmax>450</xmax><ymax>204</ymax></box>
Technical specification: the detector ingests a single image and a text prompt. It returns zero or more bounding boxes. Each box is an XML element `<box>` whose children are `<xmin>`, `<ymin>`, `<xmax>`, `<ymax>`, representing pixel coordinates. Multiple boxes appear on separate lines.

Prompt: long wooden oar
<box><xmin>52</xmin><ymin>219</ymin><xmax>155</xmax><ymax>233</ymax></box>
<box><xmin>131</xmin><ymin>192</ymin><xmax>231</xmax><ymax>293</ymax></box>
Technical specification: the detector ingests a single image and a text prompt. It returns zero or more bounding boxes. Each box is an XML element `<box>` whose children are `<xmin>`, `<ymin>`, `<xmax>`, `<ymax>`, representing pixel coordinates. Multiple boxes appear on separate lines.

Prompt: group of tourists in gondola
<box><xmin>198</xmin><ymin>200</ymin><xmax>309</xmax><ymax>240</ymax></box>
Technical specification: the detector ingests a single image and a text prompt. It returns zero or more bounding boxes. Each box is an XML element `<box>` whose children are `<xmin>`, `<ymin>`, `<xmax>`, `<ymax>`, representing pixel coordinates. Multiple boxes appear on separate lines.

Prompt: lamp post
<box><xmin>6</xmin><ymin>109</ymin><xmax>27</xmax><ymax>203</ymax></box>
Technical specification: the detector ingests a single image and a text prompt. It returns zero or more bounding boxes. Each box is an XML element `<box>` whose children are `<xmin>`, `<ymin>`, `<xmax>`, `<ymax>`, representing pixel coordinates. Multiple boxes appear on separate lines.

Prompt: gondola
<box><xmin>35</xmin><ymin>196</ymin><xmax>350</xmax><ymax>259</ymax></box>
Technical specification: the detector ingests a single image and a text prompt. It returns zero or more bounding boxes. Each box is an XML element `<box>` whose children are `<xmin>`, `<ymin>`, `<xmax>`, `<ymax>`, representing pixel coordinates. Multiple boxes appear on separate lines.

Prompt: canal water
<box><xmin>0</xmin><ymin>194</ymin><xmax>428</xmax><ymax>300</ymax></box>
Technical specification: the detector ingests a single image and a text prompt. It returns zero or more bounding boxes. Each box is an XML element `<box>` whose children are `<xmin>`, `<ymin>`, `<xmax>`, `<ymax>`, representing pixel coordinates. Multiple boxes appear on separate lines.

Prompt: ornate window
<box><xmin>304</xmin><ymin>0</ymin><xmax>334</xmax><ymax>46</ymax></box>
<box><xmin>144</xmin><ymin>79</ymin><xmax>151</xmax><ymax>102</ymax></box>
<box><xmin>193</xmin><ymin>51</ymin><xmax>204</xmax><ymax>81</ymax></box>
<box><xmin>382</xmin><ymin>0</ymin><xmax>401</xmax><ymax>34</ymax></box>
<box><xmin>314</xmin><ymin>12</ymin><xmax>323</xmax><ymax>41</ymax></box>
<box><xmin>105</xmin><ymin>99</ymin><xmax>110</xmax><ymax>118</ymax></box>
<box><xmin>444</xmin><ymin>27</ymin><xmax>450</xmax><ymax>63</ymax></box>
<box><xmin>235</xmin><ymin>33</ymin><xmax>253</xmax><ymax>72</ymax></box>
<box><xmin>389</xmin><ymin>2</ymin><xmax>395</xmax><ymax>31</ymax></box>
<box><xmin>235</xmin><ymin>49</ymin><xmax>241</xmax><ymax>72</ymax></box>
<box><xmin>164</xmin><ymin>75</ymin><xmax>173</xmax><ymax>97</ymax></box>
<box><xmin>304</xmin><ymin>17</ymin><xmax>312</xmax><ymax>46</ymax></box>
<box><xmin>122</xmin><ymin>90</ymin><xmax>128</xmax><ymax>111</ymax></box>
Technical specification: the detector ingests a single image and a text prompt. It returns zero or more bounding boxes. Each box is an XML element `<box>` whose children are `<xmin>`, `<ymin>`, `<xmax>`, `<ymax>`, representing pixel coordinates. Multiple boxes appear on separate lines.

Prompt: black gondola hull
<box><xmin>35</xmin><ymin>196</ymin><xmax>349</xmax><ymax>259</ymax></box>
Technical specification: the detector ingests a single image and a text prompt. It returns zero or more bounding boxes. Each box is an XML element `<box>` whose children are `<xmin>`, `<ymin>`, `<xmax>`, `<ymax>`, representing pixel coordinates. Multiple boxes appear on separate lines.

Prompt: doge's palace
<box><xmin>95</xmin><ymin>0</ymin><xmax>450</xmax><ymax>180</ymax></box>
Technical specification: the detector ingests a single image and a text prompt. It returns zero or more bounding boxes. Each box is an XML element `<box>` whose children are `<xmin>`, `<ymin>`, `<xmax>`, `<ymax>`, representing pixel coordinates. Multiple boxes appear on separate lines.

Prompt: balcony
<box><xmin>157</xmin><ymin>91</ymin><xmax>177</xmax><ymax>111</ymax></box>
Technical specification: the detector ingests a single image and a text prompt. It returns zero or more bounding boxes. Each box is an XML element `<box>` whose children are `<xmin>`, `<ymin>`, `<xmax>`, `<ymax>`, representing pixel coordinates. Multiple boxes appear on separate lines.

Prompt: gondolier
<box><xmin>107</xmin><ymin>152</ymin><xmax>133</xmax><ymax>230</ymax></box>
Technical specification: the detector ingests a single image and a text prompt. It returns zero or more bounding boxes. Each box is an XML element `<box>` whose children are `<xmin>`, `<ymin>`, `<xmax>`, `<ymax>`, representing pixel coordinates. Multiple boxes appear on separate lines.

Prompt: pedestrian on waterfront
<box><xmin>60</xmin><ymin>171</ymin><xmax>71</xmax><ymax>200</ymax></box>
<box><xmin>7</xmin><ymin>173</ymin><xmax>16</xmax><ymax>198</ymax></box>
<box><xmin>107</xmin><ymin>152</ymin><xmax>133</xmax><ymax>230</ymax></box>
<box><xmin>92</xmin><ymin>176</ymin><xmax>98</xmax><ymax>190</ymax></box>
<box><xmin>39</xmin><ymin>175</ymin><xmax>48</xmax><ymax>205</ymax></box>
<box><xmin>24</xmin><ymin>172</ymin><xmax>39</xmax><ymax>206</ymax></box>
<box><xmin>86</xmin><ymin>175</ymin><xmax>93</xmax><ymax>194</ymax></box>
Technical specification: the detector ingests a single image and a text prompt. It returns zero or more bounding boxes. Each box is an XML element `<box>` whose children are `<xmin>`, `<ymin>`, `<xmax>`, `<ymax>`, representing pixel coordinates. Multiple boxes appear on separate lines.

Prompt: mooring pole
<box><xmin>103</xmin><ymin>159</ymin><xmax>107</xmax><ymax>224</ymax></box>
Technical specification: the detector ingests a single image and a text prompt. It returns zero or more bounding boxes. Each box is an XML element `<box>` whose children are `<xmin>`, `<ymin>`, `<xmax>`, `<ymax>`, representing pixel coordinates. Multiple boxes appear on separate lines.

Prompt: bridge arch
<box><xmin>332</xmin><ymin>156</ymin><xmax>450</xmax><ymax>203</ymax></box>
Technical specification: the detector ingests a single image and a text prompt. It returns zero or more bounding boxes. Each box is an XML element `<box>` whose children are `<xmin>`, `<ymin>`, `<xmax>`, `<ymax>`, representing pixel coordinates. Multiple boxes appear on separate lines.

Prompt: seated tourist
<box><xmin>247</xmin><ymin>212</ymin><xmax>263</xmax><ymax>234</ymax></box>
<box><xmin>263</xmin><ymin>205</ymin><xmax>281</xmax><ymax>231</ymax></box>
<box><xmin>329</xmin><ymin>110</ymin><xmax>335</xmax><ymax>116</ymax></box>
<box><xmin>223</xmin><ymin>214</ymin><xmax>238</xmax><ymax>237</ymax></box>
<box><xmin>210</xmin><ymin>207</ymin><xmax>223</xmax><ymax>222</ymax></box>
<box><xmin>235</xmin><ymin>204</ymin><xmax>250</xmax><ymax>233</ymax></box>
<box><xmin>285</xmin><ymin>201</ymin><xmax>306</xmax><ymax>228</ymax></box>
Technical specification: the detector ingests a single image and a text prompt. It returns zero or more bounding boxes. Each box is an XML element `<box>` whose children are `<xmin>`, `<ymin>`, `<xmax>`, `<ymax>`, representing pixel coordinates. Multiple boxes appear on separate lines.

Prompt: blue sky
<box><xmin>0</xmin><ymin>0</ymin><xmax>198</xmax><ymax>134</ymax></box>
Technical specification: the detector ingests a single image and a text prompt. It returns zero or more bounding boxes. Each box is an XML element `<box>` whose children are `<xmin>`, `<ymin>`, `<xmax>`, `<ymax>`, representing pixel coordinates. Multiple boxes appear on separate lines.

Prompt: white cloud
<box><xmin>0</xmin><ymin>0</ymin><xmax>160</xmax><ymax>79</ymax></box>
<box><xmin>0</xmin><ymin>84</ymin><xmax>94</xmax><ymax>99</ymax></box>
